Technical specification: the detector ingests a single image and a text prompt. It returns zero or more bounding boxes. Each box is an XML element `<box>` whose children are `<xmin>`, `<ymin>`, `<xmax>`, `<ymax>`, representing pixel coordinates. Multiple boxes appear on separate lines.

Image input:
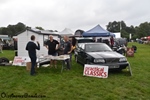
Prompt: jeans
<box><xmin>29</xmin><ymin>55</ymin><xmax>36</xmax><ymax>75</ymax></box>
<box><xmin>65</xmin><ymin>59</ymin><xmax>70</xmax><ymax>70</ymax></box>
<box><xmin>64</xmin><ymin>53</ymin><xmax>72</xmax><ymax>70</ymax></box>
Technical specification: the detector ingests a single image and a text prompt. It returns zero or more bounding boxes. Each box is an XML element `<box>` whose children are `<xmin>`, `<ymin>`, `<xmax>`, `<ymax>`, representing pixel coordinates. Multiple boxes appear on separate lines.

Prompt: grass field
<box><xmin>0</xmin><ymin>42</ymin><xmax>150</xmax><ymax>100</ymax></box>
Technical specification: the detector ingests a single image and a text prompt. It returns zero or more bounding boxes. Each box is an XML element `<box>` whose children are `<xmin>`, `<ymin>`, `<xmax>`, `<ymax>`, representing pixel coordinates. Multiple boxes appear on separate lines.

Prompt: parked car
<box><xmin>74</xmin><ymin>43</ymin><xmax>129</xmax><ymax>70</ymax></box>
<box><xmin>112</xmin><ymin>38</ymin><xmax>128</xmax><ymax>55</ymax></box>
<box><xmin>112</xmin><ymin>45</ymin><xmax>126</xmax><ymax>55</ymax></box>
<box><xmin>114</xmin><ymin>38</ymin><xmax>128</xmax><ymax>47</ymax></box>
<box><xmin>74</xmin><ymin>37</ymin><xmax>95</xmax><ymax>48</ymax></box>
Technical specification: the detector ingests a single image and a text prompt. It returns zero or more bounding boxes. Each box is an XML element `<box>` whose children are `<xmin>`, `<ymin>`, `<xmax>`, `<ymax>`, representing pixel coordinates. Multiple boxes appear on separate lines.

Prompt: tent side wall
<box><xmin>18</xmin><ymin>30</ymin><xmax>28</xmax><ymax>57</ymax></box>
<box><xmin>18</xmin><ymin>30</ymin><xmax>38</xmax><ymax>57</ymax></box>
<box><xmin>36</xmin><ymin>35</ymin><xmax>48</xmax><ymax>56</ymax></box>
<box><xmin>18</xmin><ymin>30</ymin><xmax>55</xmax><ymax>57</ymax></box>
<box><xmin>17</xmin><ymin>30</ymin><xmax>60</xmax><ymax>57</ymax></box>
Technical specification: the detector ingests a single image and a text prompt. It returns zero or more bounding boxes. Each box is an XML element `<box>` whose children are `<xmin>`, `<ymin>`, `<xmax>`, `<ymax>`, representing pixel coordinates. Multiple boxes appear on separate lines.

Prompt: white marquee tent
<box><xmin>59</xmin><ymin>28</ymin><xmax>74</xmax><ymax>36</ymax></box>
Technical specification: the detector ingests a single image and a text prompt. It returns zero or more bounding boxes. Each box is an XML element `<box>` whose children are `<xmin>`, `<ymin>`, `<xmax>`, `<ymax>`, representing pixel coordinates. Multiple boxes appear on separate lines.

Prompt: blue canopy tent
<box><xmin>82</xmin><ymin>24</ymin><xmax>111</xmax><ymax>37</ymax></box>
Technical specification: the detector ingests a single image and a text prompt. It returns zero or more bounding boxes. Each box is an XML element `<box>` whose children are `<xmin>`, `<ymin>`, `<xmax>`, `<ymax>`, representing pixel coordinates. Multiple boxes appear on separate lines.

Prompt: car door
<box><xmin>76</xmin><ymin>44</ymin><xmax>82</xmax><ymax>62</ymax></box>
<box><xmin>78</xmin><ymin>44</ymin><xmax>86</xmax><ymax>64</ymax></box>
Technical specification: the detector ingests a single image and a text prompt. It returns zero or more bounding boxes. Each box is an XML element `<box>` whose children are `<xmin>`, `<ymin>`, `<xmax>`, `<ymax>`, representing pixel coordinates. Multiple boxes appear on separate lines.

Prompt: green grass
<box><xmin>0</xmin><ymin>50</ymin><xmax>15</xmax><ymax>60</ymax></box>
<box><xmin>0</xmin><ymin>43</ymin><xmax>150</xmax><ymax>100</ymax></box>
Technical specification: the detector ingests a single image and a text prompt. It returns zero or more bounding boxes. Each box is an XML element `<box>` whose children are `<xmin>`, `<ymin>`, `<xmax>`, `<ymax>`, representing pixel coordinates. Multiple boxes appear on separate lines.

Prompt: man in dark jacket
<box><xmin>26</xmin><ymin>35</ymin><xmax>40</xmax><ymax>76</ymax></box>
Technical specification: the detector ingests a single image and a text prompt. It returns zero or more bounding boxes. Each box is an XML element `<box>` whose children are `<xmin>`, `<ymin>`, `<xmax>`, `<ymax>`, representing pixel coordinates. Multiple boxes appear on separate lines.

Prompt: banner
<box><xmin>12</xmin><ymin>56</ymin><xmax>30</xmax><ymax>66</ymax></box>
<box><xmin>83</xmin><ymin>64</ymin><xmax>108</xmax><ymax>78</ymax></box>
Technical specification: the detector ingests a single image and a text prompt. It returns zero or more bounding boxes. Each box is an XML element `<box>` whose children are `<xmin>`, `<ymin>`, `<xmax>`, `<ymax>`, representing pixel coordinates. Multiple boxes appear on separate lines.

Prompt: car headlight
<box><xmin>94</xmin><ymin>58</ymin><xmax>105</xmax><ymax>63</ymax></box>
<box><xmin>119</xmin><ymin>57</ymin><xmax>127</xmax><ymax>62</ymax></box>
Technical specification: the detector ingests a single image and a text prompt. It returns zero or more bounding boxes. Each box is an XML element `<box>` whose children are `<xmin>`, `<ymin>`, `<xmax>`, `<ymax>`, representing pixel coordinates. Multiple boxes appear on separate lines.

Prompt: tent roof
<box><xmin>59</xmin><ymin>28</ymin><xmax>74</xmax><ymax>36</ymax></box>
<box><xmin>110</xmin><ymin>32</ymin><xmax>116</xmax><ymax>37</ymax></box>
<box><xmin>17</xmin><ymin>28</ymin><xmax>61</xmax><ymax>37</ymax></box>
<box><xmin>82</xmin><ymin>24</ymin><xmax>110</xmax><ymax>37</ymax></box>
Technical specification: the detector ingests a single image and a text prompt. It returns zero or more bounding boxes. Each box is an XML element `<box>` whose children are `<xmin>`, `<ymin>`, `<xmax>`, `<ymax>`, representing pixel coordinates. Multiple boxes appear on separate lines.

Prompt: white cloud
<box><xmin>0</xmin><ymin>0</ymin><xmax>150</xmax><ymax>31</ymax></box>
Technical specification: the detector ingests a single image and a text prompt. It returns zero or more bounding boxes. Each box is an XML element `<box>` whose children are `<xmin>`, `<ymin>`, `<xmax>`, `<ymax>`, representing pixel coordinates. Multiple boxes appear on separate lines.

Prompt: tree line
<box><xmin>107</xmin><ymin>21</ymin><xmax>150</xmax><ymax>40</ymax></box>
<box><xmin>0</xmin><ymin>22</ymin><xmax>26</xmax><ymax>37</ymax></box>
<box><xmin>0</xmin><ymin>21</ymin><xmax>150</xmax><ymax>40</ymax></box>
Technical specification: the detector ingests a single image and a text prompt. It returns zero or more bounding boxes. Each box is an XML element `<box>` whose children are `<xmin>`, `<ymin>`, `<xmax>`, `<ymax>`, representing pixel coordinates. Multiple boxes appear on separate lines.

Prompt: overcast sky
<box><xmin>0</xmin><ymin>0</ymin><xmax>150</xmax><ymax>31</ymax></box>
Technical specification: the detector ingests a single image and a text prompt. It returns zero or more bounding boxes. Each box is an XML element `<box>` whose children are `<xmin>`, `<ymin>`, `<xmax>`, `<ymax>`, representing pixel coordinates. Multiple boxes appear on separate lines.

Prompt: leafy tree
<box><xmin>106</xmin><ymin>21</ymin><xmax>139</xmax><ymax>39</ymax></box>
<box><xmin>1</xmin><ymin>27</ymin><xmax>8</xmax><ymax>35</ymax></box>
<box><xmin>121</xmin><ymin>30</ymin><xmax>129</xmax><ymax>39</ymax></box>
<box><xmin>120</xmin><ymin>21</ymin><xmax>126</xmax><ymax>30</ymax></box>
<box><xmin>35</xmin><ymin>26</ymin><xmax>44</xmax><ymax>30</ymax></box>
<box><xmin>107</xmin><ymin>21</ymin><xmax>127</xmax><ymax>32</ymax></box>
<box><xmin>7</xmin><ymin>25</ymin><xmax>16</xmax><ymax>36</ymax></box>
<box><xmin>136</xmin><ymin>22</ymin><xmax>150</xmax><ymax>38</ymax></box>
<box><xmin>15</xmin><ymin>22</ymin><xmax>26</xmax><ymax>32</ymax></box>
<box><xmin>0</xmin><ymin>22</ymin><xmax>26</xmax><ymax>36</ymax></box>
<box><xmin>107</xmin><ymin>21</ymin><xmax>120</xmax><ymax>32</ymax></box>
<box><xmin>0</xmin><ymin>27</ymin><xmax>3</xmax><ymax>35</ymax></box>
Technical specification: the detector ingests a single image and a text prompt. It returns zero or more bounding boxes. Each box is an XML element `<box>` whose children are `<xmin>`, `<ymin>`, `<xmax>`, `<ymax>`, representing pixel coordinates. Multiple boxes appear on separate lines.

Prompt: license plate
<box><xmin>109</xmin><ymin>65</ymin><xmax>119</xmax><ymax>68</ymax></box>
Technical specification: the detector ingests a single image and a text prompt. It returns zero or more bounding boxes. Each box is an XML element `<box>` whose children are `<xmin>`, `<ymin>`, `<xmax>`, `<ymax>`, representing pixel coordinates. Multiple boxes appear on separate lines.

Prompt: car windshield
<box><xmin>78</xmin><ymin>39</ymin><xmax>94</xmax><ymax>43</ymax></box>
<box><xmin>85</xmin><ymin>43</ymin><xmax>112</xmax><ymax>52</ymax></box>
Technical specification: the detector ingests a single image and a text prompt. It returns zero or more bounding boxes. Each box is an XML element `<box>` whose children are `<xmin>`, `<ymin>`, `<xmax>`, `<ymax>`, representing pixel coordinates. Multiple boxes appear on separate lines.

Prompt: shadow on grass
<box><xmin>37</xmin><ymin>67</ymin><xmax>60</xmax><ymax>74</ymax></box>
<box><xmin>108</xmin><ymin>69</ymin><xmax>132</xmax><ymax>77</ymax></box>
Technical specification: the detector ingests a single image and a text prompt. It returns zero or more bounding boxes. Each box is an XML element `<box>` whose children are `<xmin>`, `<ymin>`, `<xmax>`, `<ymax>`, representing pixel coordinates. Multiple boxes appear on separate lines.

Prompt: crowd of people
<box><xmin>93</xmin><ymin>36</ymin><xmax>115</xmax><ymax>48</ymax></box>
<box><xmin>26</xmin><ymin>35</ymin><xmax>73</xmax><ymax>76</ymax></box>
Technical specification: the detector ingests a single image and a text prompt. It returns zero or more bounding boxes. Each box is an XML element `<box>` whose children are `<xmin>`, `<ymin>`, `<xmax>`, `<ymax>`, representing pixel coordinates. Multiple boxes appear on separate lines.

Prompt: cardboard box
<box><xmin>26</xmin><ymin>62</ymin><xmax>37</xmax><ymax>71</ymax></box>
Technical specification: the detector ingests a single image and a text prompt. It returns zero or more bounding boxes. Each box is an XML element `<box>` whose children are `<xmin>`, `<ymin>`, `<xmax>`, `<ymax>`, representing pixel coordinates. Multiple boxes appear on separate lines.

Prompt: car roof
<box><xmin>79</xmin><ymin>42</ymin><xmax>105</xmax><ymax>45</ymax></box>
<box><xmin>75</xmin><ymin>37</ymin><xmax>93</xmax><ymax>40</ymax></box>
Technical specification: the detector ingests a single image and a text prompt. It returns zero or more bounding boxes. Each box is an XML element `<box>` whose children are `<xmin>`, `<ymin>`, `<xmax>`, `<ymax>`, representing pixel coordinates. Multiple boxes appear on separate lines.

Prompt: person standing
<box><xmin>45</xmin><ymin>35</ymin><xmax>60</xmax><ymax>68</ymax></box>
<box><xmin>63</xmin><ymin>36</ymin><xmax>73</xmax><ymax>70</ymax></box>
<box><xmin>0</xmin><ymin>38</ymin><xmax>3</xmax><ymax>53</ymax></box>
<box><xmin>13</xmin><ymin>38</ymin><xmax>18</xmax><ymax>56</ymax></box>
<box><xmin>26</xmin><ymin>35</ymin><xmax>40</xmax><ymax>76</ymax></box>
<box><xmin>71</xmin><ymin>37</ymin><xmax>76</xmax><ymax>53</ymax></box>
<box><xmin>110</xmin><ymin>36</ymin><xmax>114</xmax><ymax>48</ymax></box>
<box><xmin>97</xmin><ymin>38</ymin><xmax>102</xmax><ymax>43</ymax></box>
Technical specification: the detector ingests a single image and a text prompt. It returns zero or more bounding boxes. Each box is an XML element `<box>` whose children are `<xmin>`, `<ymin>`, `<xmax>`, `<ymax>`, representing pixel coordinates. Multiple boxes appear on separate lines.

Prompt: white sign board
<box><xmin>83</xmin><ymin>64</ymin><xmax>108</xmax><ymax>78</ymax></box>
<box><xmin>12</xmin><ymin>56</ymin><xmax>30</xmax><ymax>66</ymax></box>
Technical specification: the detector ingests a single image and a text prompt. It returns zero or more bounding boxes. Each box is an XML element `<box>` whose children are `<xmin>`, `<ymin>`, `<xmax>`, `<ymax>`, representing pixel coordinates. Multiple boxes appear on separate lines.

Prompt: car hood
<box><xmin>87</xmin><ymin>51</ymin><xmax>124</xmax><ymax>58</ymax></box>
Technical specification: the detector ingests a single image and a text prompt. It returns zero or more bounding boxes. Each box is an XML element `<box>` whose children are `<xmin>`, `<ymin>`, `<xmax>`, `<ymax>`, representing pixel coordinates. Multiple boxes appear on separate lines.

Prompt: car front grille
<box><xmin>105</xmin><ymin>58</ymin><xmax>119</xmax><ymax>63</ymax></box>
